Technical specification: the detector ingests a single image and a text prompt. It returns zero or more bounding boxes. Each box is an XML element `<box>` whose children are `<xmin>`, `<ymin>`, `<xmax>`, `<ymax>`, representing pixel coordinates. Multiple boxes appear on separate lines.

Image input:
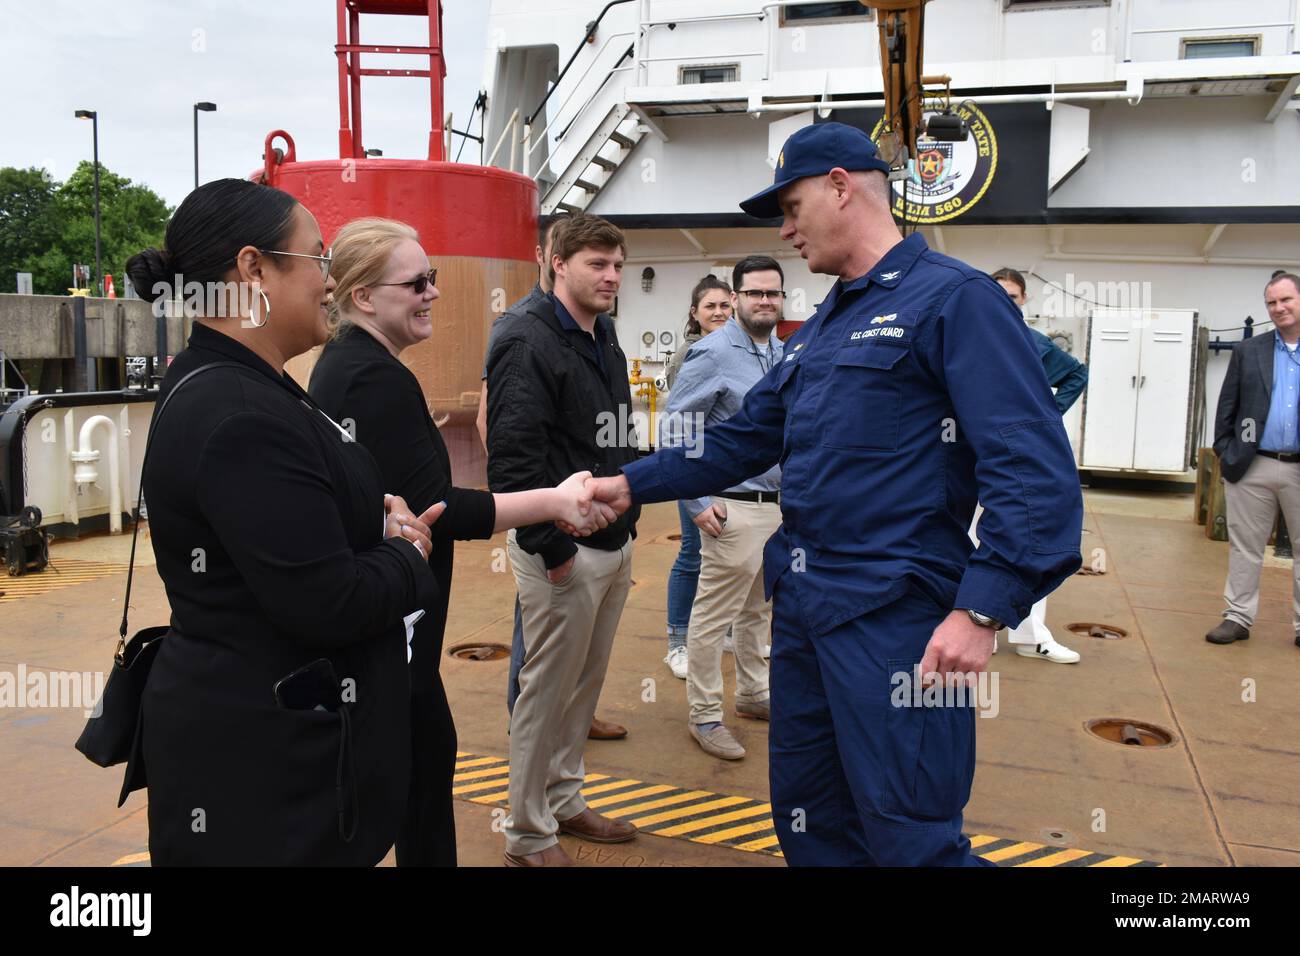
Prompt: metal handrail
<box><xmin>527</xmin><ymin>61</ymin><xmax>635</xmax><ymax>184</ymax></box>
<box><xmin>522</xmin><ymin>0</ymin><xmax>851</xmax><ymax>178</ymax></box>
<box><xmin>1130</xmin><ymin>20</ymin><xmax>1299</xmax><ymax>32</ymax></box>
<box><xmin>527</xmin><ymin>0</ymin><xmax>638</xmax><ymax>127</ymax></box>
<box><xmin>523</xmin><ymin>0</ymin><xmax>775</xmax><ymax>174</ymax></box>
<box><xmin>639</xmin><ymin>51</ymin><xmax>765</xmax><ymax>63</ymax></box>
<box><xmin>486</xmin><ymin>107</ymin><xmax>519</xmax><ymax>167</ymax></box>
<box><xmin>633</xmin><ymin>3</ymin><xmax>788</xmax><ymax>83</ymax></box>
<box><xmin>528</xmin><ymin>31</ymin><xmax>636</xmax><ymax>158</ymax></box>
<box><xmin>555</xmin><ymin>46</ymin><xmax>636</xmax><ymax>143</ymax></box>
<box><xmin>557</xmin><ymin>31</ymin><xmax>636</xmax><ymax>121</ymax></box>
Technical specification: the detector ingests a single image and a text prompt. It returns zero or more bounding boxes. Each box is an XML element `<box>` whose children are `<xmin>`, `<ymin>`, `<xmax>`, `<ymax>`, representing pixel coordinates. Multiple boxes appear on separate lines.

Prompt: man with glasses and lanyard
<box><xmin>659</xmin><ymin>256</ymin><xmax>785</xmax><ymax>760</ymax></box>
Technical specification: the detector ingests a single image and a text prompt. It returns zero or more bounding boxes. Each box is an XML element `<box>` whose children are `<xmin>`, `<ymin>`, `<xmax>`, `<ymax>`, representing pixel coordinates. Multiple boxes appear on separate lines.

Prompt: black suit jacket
<box><xmin>139</xmin><ymin>322</ymin><xmax>437</xmax><ymax>865</ymax></box>
<box><xmin>1214</xmin><ymin>330</ymin><xmax>1277</xmax><ymax>483</ymax></box>
<box><xmin>309</xmin><ymin>324</ymin><xmax>496</xmax><ymax>688</ymax></box>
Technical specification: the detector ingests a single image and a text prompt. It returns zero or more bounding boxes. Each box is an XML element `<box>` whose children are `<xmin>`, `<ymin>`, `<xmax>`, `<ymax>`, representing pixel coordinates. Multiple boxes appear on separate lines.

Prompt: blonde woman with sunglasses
<box><xmin>309</xmin><ymin>217</ymin><xmax>609</xmax><ymax>867</ymax></box>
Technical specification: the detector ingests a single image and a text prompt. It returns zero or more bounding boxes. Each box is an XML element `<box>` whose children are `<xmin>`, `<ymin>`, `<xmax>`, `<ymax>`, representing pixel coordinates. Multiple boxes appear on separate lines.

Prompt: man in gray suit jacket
<box><xmin>1208</xmin><ymin>273</ymin><xmax>1300</xmax><ymax>647</ymax></box>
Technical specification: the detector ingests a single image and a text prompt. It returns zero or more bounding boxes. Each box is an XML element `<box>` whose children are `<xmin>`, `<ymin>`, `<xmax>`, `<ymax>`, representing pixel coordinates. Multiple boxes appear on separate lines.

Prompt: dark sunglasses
<box><xmin>376</xmin><ymin>268</ymin><xmax>438</xmax><ymax>295</ymax></box>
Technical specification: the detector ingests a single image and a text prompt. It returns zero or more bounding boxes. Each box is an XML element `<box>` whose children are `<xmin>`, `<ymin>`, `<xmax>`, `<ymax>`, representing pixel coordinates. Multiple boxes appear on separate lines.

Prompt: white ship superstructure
<box><xmin>480</xmin><ymin>0</ymin><xmax>1300</xmax><ymax>468</ymax></box>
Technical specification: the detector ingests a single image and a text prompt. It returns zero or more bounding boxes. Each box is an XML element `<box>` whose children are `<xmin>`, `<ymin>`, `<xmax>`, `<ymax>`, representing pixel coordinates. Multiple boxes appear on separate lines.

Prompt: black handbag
<box><xmin>74</xmin><ymin>362</ymin><xmax>245</xmax><ymax>771</ymax></box>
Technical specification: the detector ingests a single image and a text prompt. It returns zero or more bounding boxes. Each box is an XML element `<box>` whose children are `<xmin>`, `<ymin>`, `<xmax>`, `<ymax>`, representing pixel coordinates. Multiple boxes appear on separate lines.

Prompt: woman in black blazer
<box><xmin>126</xmin><ymin>179</ymin><xmax>453</xmax><ymax>866</ymax></box>
<box><xmin>309</xmin><ymin>217</ymin><xmax>607</xmax><ymax>866</ymax></box>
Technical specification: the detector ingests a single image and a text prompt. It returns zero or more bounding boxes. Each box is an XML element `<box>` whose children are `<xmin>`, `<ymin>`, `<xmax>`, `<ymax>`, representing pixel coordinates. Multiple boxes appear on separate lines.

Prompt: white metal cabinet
<box><xmin>1081</xmin><ymin>309</ymin><xmax>1198</xmax><ymax>473</ymax></box>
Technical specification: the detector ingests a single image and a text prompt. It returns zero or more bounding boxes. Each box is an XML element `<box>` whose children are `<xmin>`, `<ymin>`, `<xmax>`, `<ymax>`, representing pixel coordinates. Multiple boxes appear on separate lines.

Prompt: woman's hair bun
<box><xmin>126</xmin><ymin>179</ymin><xmax>299</xmax><ymax>313</ymax></box>
<box><xmin>125</xmin><ymin>247</ymin><xmax>175</xmax><ymax>303</ymax></box>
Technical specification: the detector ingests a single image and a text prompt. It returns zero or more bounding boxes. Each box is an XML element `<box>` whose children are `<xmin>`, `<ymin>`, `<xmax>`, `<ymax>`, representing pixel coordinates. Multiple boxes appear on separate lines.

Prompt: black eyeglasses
<box><xmin>737</xmin><ymin>289</ymin><xmax>785</xmax><ymax>302</ymax></box>
<box><xmin>260</xmin><ymin>247</ymin><xmax>333</xmax><ymax>280</ymax></box>
<box><xmin>377</xmin><ymin>268</ymin><xmax>438</xmax><ymax>295</ymax></box>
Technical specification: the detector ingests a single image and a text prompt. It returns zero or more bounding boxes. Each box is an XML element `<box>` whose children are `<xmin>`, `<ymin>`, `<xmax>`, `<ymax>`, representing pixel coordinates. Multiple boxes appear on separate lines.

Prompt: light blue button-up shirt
<box><xmin>1260</xmin><ymin>334</ymin><xmax>1300</xmax><ymax>453</ymax></box>
<box><xmin>659</xmin><ymin>317</ymin><xmax>783</xmax><ymax>517</ymax></box>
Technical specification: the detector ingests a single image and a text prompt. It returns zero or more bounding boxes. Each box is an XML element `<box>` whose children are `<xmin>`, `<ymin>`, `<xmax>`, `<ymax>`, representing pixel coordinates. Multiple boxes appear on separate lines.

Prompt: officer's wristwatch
<box><xmin>964</xmin><ymin>609</ymin><xmax>1004</xmax><ymax>631</ymax></box>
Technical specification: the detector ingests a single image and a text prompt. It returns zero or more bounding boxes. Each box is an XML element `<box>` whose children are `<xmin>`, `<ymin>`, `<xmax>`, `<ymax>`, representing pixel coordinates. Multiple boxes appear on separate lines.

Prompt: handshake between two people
<box><xmin>552</xmin><ymin>472</ymin><xmax>634</xmax><ymax>538</ymax></box>
<box><xmin>379</xmin><ymin>473</ymin><xmax>635</xmax><ymax>574</ymax></box>
<box><xmin>545</xmin><ymin>473</ymin><xmax>634</xmax><ymax>585</ymax></box>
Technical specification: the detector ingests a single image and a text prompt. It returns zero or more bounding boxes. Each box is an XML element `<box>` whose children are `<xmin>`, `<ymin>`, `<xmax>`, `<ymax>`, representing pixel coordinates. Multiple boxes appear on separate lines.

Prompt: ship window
<box><xmin>1181</xmin><ymin>36</ymin><xmax>1260</xmax><ymax>59</ymax></box>
<box><xmin>780</xmin><ymin>2</ymin><xmax>873</xmax><ymax>26</ymax></box>
<box><xmin>680</xmin><ymin>63</ymin><xmax>739</xmax><ymax>85</ymax></box>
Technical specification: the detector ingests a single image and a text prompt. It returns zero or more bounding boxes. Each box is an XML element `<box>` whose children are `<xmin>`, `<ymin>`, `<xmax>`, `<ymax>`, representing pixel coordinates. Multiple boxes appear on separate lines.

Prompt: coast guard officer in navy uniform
<box><xmin>588</xmin><ymin>122</ymin><xmax>1083</xmax><ymax>866</ymax></box>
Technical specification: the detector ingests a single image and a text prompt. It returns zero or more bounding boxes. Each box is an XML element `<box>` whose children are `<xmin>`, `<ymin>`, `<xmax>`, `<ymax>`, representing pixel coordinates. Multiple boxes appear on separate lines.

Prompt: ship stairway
<box><xmin>540</xmin><ymin>101</ymin><xmax>646</xmax><ymax>216</ymax></box>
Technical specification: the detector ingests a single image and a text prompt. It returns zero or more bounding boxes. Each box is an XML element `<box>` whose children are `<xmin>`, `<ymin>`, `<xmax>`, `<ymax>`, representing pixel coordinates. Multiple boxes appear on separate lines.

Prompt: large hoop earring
<box><xmin>249</xmin><ymin>289</ymin><xmax>271</xmax><ymax>328</ymax></box>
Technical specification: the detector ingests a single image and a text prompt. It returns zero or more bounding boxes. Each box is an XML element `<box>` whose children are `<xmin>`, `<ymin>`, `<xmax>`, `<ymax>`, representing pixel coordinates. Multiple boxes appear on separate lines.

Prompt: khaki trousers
<box><xmin>686</xmin><ymin>498</ymin><xmax>782</xmax><ymax>724</ymax></box>
<box><xmin>504</xmin><ymin>532</ymin><xmax>632</xmax><ymax>855</ymax></box>
<box><xmin>1223</xmin><ymin>455</ymin><xmax>1300</xmax><ymax>630</ymax></box>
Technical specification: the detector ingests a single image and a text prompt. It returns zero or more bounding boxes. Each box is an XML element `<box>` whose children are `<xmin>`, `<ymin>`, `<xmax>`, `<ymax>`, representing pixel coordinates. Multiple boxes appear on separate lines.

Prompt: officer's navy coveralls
<box><xmin>623</xmin><ymin>234</ymin><xmax>1083</xmax><ymax>866</ymax></box>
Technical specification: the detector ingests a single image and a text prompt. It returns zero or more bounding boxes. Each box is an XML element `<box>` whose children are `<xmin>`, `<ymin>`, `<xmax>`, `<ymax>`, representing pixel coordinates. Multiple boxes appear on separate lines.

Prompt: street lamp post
<box><xmin>194</xmin><ymin>102</ymin><xmax>217</xmax><ymax>190</ymax></box>
<box><xmin>74</xmin><ymin>109</ymin><xmax>101</xmax><ymax>295</ymax></box>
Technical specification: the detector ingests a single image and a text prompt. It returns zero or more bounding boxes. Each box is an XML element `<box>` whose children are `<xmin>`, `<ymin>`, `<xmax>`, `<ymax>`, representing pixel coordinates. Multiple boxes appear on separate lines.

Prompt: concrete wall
<box><xmin>0</xmin><ymin>295</ymin><xmax>187</xmax><ymax>359</ymax></box>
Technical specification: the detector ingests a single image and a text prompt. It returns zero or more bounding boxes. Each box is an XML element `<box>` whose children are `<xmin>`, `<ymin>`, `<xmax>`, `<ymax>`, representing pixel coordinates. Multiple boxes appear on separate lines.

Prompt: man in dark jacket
<box><xmin>485</xmin><ymin>213</ymin><xmax>642</xmax><ymax>866</ymax></box>
<box><xmin>475</xmin><ymin>213</ymin><xmax>628</xmax><ymax>740</ymax></box>
<box><xmin>1208</xmin><ymin>272</ymin><xmax>1300</xmax><ymax>647</ymax></box>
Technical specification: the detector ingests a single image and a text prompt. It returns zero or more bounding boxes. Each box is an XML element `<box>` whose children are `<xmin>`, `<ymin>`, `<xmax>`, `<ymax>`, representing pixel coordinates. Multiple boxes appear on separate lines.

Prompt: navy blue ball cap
<box><xmin>739</xmin><ymin>121</ymin><xmax>891</xmax><ymax>219</ymax></box>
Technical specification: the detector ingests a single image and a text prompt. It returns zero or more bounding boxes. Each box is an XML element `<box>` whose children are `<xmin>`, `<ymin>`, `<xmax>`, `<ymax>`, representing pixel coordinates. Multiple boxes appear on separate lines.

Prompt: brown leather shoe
<box><xmin>558</xmin><ymin>808</ymin><xmax>637</xmax><ymax>844</ymax></box>
<box><xmin>503</xmin><ymin>844</ymin><xmax>575</xmax><ymax>867</ymax></box>
<box><xmin>1206</xmin><ymin>620</ymin><xmax>1250</xmax><ymax>644</ymax></box>
<box><xmin>588</xmin><ymin>716</ymin><xmax>628</xmax><ymax>739</ymax></box>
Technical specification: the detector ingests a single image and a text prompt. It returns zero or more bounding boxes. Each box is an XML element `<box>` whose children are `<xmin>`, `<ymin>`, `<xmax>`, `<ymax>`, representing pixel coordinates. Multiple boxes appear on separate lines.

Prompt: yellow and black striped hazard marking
<box><xmin>0</xmin><ymin>559</ymin><xmax>127</xmax><ymax>604</ymax></box>
<box><xmin>452</xmin><ymin>752</ymin><xmax>1163</xmax><ymax>867</ymax></box>
<box><xmin>455</xmin><ymin>752</ymin><xmax>783</xmax><ymax>855</ymax></box>
<box><xmin>107</xmin><ymin>755</ymin><xmax>1162</xmax><ymax>866</ymax></box>
<box><xmin>966</xmin><ymin>834</ymin><xmax>1161</xmax><ymax>867</ymax></box>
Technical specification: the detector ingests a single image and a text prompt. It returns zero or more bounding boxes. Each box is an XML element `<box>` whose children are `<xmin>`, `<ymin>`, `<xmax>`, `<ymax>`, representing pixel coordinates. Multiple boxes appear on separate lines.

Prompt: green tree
<box><xmin>0</xmin><ymin>167</ymin><xmax>65</xmax><ymax>293</ymax></box>
<box><xmin>0</xmin><ymin>162</ymin><xmax>171</xmax><ymax>295</ymax></box>
<box><xmin>54</xmin><ymin>161</ymin><xmax>171</xmax><ymax>295</ymax></box>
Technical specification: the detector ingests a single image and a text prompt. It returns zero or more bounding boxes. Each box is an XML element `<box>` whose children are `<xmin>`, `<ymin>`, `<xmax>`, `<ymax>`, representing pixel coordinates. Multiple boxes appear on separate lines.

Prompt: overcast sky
<box><xmin>1</xmin><ymin>0</ymin><xmax>491</xmax><ymax>207</ymax></box>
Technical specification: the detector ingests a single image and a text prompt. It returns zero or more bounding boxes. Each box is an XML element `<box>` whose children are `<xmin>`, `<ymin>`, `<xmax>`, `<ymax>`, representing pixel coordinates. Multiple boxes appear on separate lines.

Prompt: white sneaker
<box><xmin>664</xmin><ymin>646</ymin><xmax>688</xmax><ymax>679</ymax></box>
<box><xmin>1015</xmin><ymin>638</ymin><xmax>1081</xmax><ymax>664</ymax></box>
